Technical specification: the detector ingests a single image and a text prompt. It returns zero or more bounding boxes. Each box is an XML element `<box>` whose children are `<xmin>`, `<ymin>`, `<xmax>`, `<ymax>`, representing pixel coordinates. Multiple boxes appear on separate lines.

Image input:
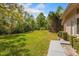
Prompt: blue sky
<box><xmin>23</xmin><ymin>3</ymin><xmax>68</xmax><ymax>18</ymax></box>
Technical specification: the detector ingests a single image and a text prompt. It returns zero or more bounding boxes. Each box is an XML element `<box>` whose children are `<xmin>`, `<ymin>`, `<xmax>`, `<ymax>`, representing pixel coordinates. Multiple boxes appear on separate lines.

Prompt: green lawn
<box><xmin>0</xmin><ymin>30</ymin><xmax>58</xmax><ymax>56</ymax></box>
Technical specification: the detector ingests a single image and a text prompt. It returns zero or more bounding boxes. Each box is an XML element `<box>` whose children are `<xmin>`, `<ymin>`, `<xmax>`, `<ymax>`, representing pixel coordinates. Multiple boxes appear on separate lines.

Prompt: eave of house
<box><xmin>61</xmin><ymin>3</ymin><xmax>77</xmax><ymax>25</ymax></box>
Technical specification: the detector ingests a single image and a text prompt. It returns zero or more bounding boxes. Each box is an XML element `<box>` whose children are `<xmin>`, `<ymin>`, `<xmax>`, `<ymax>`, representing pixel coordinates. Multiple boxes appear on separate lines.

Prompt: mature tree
<box><xmin>55</xmin><ymin>6</ymin><xmax>64</xmax><ymax>16</ymax></box>
<box><xmin>23</xmin><ymin>13</ymin><xmax>36</xmax><ymax>32</ymax></box>
<box><xmin>47</xmin><ymin>6</ymin><xmax>63</xmax><ymax>32</ymax></box>
<box><xmin>0</xmin><ymin>3</ymin><xmax>25</xmax><ymax>34</ymax></box>
<box><xmin>27</xmin><ymin>15</ymin><xmax>35</xmax><ymax>31</ymax></box>
<box><xmin>36</xmin><ymin>13</ymin><xmax>47</xmax><ymax>30</ymax></box>
<box><xmin>55</xmin><ymin>6</ymin><xmax>64</xmax><ymax>31</ymax></box>
<box><xmin>47</xmin><ymin>12</ymin><xmax>57</xmax><ymax>32</ymax></box>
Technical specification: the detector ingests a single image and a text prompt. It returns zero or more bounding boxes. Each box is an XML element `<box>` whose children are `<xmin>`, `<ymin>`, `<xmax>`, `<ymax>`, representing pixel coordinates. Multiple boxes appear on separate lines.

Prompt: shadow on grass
<box><xmin>0</xmin><ymin>36</ymin><xmax>31</xmax><ymax>56</ymax></box>
<box><xmin>0</xmin><ymin>31</ymin><xmax>34</xmax><ymax>39</ymax></box>
<box><xmin>0</xmin><ymin>34</ymin><xmax>26</xmax><ymax>39</ymax></box>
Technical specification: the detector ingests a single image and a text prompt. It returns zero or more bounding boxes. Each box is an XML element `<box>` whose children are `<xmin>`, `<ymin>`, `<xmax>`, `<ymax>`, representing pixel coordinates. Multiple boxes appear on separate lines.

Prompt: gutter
<box><xmin>61</xmin><ymin>3</ymin><xmax>77</xmax><ymax>25</ymax></box>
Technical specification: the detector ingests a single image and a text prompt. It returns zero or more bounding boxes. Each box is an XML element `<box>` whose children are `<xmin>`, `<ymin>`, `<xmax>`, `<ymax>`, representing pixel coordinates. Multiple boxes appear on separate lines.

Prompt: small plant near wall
<box><xmin>68</xmin><ymin>36</ymin><xmax>76</xmax><ymax>47</ymax></box>
<box><xmin>58</xmin><ymin>31</ymin><xmax>68</xmax><ymax>41</ymax></box>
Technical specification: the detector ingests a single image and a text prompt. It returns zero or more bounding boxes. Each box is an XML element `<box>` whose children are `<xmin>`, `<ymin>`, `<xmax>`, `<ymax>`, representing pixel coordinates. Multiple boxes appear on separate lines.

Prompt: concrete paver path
<box><xmin>47</xmin><ymin>40</ymin><xmax>66</xmax><ymax>56</ymax></box>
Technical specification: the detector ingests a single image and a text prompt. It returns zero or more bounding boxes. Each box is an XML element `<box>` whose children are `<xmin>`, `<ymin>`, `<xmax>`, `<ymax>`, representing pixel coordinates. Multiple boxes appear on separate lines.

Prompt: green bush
<box><xmin>77</xmin><ymin>44</ymin><xmax>79</xmax><ymax>54</ymax></box>
<box><xmin>68</xmin><ymin>37</ymin><xmax>79</xmax><ymax>54</ymax></box>
<box><xmin>68</xmin><ymin>36</ymin><xmax>76</xmax><ymax>47</ymax></box>
<box><xmin>72</xmin><ymin>38</ymin><xmax>79</xmax><ymax>54</ymax></box>
<box><xmin>62</xmin><ymin>32</ymin><xmax>68</xmax><ymax>41</ymax></box>
<box><xmin>58</xmin><ymin>31</ymin><xmax>68</xmax><ymax>41</ymax></box>
<box><xmin>68</xmin><ymin>36</ymin><xmax>79</xmax><ymax>54</ymax></box>
<box><xmin>58</xmin><ymin>31</ymin><xmax>79</xmax><ymax>54</ymax></box>
<box><xmin>58</xmin><ymin>31</ymin><xmax>62</xmax><ymax>38</ymax></box>
<box><xmin>73</xmin><ymin>38</ymin><xmax>79</xmax><ymax>48</ymax></box>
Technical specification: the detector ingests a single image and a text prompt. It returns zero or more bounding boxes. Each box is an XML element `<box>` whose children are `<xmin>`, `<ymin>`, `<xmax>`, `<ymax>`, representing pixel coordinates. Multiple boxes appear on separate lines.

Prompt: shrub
<box><xmin>62</xmin><ymin>32</ymin><xmax>68</xmax><ymax>41</ymax></box>
<box><xmin>77</xmin><ymin>42</ymin><xmax>79</xmax><ymax>54</ymax></box>
<box><xmin>58</xmin><ymin>31</ymin><xmax>79</xmax><ymax>54</ymax></box>
<box><xmin>68</xmin><ymin>36</ymin><xmax>76</xmax><ymax>47</ymax></box>
<box><xmin>58</xmin><ymin>31</ymin><xmax>68</xmax><ymax>41</ymax></box>
<box><xmin>58</xmin><ymin>31</ymin><xmax>62</xmax><ymax>38</ymax></box>
<box><xmin>72</xmin><ymin>38</ymin><xmax>79</xmax><ymax>54</ymax></box>
<box><xmin>73</xmin><ymin>38</ymin><xmax>79</xmax><ymax>48</ymax></box>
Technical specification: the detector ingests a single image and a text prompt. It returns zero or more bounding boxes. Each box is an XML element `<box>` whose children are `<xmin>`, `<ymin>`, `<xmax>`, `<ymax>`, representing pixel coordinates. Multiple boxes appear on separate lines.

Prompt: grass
<box><xmin>0</xmin><ymin>30</ymin><xmax>58</xmax><ymax>56</ymax></box>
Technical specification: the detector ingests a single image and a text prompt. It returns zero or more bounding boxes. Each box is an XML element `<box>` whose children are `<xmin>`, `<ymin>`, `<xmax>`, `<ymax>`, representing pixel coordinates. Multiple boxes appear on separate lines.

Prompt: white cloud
<box><xmin>23</xmin><ymin>3</ymin><xmax>46</xmax><ymax>18</ymax></box>
<box><xmin>24</xmin><ymin>8</ymin><xmax>42</xmax><ymax>14</ymax></box>
<box><xmin>35</xmin><ymin>3</ymin><xmax>45</xmax><ymax>10</ymax></box>
<box><xmin>24</xmin><ymin>8</ymin><xmax>43</xmax><ymax>18</ymax></box>
<box><xmin>23</xmin><ymin>3</ymin><xmax>45</xmax><ymax>14</ymax></box>
<box><xmin>23</xmin><ymin>3</ymin><xmax>32</xmax><ymax>8</ymax></box>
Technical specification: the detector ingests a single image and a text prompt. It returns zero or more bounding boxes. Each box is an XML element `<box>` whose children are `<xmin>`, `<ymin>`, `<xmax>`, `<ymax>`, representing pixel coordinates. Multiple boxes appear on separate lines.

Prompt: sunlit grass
<box><xmin>0</xmin><ymin>30</ymin><xmax>58</xmax><ymax>56</ymax></box>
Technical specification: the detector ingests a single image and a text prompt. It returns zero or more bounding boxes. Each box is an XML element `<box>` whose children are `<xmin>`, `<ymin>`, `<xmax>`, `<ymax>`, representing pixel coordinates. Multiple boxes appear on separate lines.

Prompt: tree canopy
<box><xmin>0</xmin><ymin>4</ymin><xmax>63</xmax><ymax>34</ymax></box>
<box><xmin>36</xmin><ymin>13</ymin><xmax>48</xmax><ymax>30</ymax></box>
<box><xmin>47</xmin><ymin>6</ymin><xmax>63</xmax><ymax>32</ymax></box>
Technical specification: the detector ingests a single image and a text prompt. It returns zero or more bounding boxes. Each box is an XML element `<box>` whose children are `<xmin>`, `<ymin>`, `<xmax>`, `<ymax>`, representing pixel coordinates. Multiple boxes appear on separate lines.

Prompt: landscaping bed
<box><xmin>58</xmin><ymin>31</ymin><xmax>79</xmax><ymax>55</ymax></box>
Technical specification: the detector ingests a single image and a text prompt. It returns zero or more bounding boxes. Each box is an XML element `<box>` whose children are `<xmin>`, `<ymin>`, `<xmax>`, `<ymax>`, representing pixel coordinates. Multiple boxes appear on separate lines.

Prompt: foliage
<box><xmin>0</xmin><ymin>4</ymin><xmax>63</xmax><ymax>34</ymax></box>
<box><xmin>47</xmin><ymin>6</ymin><xmax>63</xmax><ymax>32</ymax></box>
<box><xmin>68</xmin><ymin>35</ymin><xmax>79</xmax><ymax>54</ymax></box>
<box><xmin>58</xmin><ymin>31</ymin><xmax>69</xmax><ymax>41</ymax></box>
<box><xmin>23</xmin><ymin>15</ymin><xmax>36</xmax><ymax>32</ymax></box>
<box><xmin>58</xmin><ymin>31</ymin><xmax>79</xmax><ymax>54</ymax></box>
<box><xmin>0</xmin><ymin>3</ymin><xmax>64</xmax><ymax>55</ymax></box>
<box><xmin>69</xmin><ymin>35</ymin><xmax>76</xmax><ymax>47</ymax></box>
<box><xmin>0</xmin><ymin>4</ymin><xmax>25</xmax><ymax>34</ymax></box>
<box><xmin>36</xmin><ymin>13</ymin><xmax>48</xmax><ymax>30</ymax></box>
<box><xmin>70</xmin><ymin>37</ymin><xmax>79</xmax><ymax>54</ymax></box>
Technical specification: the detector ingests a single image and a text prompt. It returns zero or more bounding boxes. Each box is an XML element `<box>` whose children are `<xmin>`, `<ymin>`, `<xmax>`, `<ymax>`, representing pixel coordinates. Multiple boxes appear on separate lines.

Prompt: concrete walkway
<box><xmin>47</xmin><ymin>40</ymin><xmax>66</xmax><ymax>56</ymax></box>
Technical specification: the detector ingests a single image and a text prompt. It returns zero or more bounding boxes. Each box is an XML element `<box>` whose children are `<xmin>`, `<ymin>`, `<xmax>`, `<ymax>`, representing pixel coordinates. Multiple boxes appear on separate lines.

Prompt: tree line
<box><xmin>0</xmin><ymin>3</ymin><xmax>63</xmax><ymax>35</ymax></box>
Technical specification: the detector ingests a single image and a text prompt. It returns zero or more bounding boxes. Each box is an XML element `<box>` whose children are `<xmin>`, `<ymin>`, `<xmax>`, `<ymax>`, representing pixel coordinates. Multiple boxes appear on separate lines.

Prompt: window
<box><xmin>77</xmin><ymin>18</ymin><xmax>79</xmax><ymax>34</ymax></box>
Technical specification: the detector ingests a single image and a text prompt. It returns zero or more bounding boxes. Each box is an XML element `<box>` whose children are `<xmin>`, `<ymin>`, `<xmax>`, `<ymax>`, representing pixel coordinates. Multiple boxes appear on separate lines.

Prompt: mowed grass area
<box><xmin>0</xmin><ymin>30</ymin><xmax>58</xmax><ymax>56</ymax></box>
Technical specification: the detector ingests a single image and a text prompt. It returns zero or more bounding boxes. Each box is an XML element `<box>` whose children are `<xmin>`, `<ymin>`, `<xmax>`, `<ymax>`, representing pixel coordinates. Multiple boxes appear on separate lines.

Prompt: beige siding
<box><xmin>64</xmin><ymin>19</ymin><xmax>72</xmax><ymax>35</ymax></box>
<box><xmin>64</xmin><ymin>11</ymin><xmax>77</xmax><ymax>36</ymax></box>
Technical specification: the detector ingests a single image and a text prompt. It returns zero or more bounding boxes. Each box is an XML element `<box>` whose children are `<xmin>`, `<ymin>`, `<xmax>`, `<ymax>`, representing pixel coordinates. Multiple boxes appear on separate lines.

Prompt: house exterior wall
<box><xmin>64</xmin><ymin>10</ymin><xmax>77</xmax><ymax>36</ymax></box>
